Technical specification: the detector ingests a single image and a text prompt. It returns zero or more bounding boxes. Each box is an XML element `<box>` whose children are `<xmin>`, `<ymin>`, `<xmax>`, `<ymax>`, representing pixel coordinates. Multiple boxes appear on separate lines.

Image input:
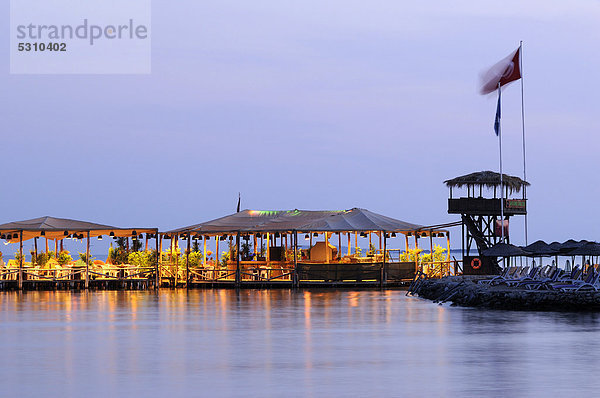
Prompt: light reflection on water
<box><xmin>1</xmin><ymin>290</ymin><xmax>600</xmax><ymax>397</ymax></box>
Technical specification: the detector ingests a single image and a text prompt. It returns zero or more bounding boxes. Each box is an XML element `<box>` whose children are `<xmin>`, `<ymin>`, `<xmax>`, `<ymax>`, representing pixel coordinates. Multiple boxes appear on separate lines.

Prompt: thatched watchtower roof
<box><xmin>444</xmin><ymin>171</ymin><xmax>529</xmax><ymax>194</ymax></box>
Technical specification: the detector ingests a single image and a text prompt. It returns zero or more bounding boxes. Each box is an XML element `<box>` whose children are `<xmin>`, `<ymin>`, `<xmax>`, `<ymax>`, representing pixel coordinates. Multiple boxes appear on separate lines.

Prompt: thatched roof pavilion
<box><xmin>444</xmin><ymin>171</ymin><xmax>529</xmax><ymax>195</ymax></box>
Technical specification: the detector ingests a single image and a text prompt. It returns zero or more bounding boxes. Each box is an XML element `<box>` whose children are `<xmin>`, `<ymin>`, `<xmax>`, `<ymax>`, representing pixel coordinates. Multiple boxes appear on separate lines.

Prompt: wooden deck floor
<box><xmin>0</xmin><ymin>279</ymin><xmax>411</xmax><ymax>291</ymax></box>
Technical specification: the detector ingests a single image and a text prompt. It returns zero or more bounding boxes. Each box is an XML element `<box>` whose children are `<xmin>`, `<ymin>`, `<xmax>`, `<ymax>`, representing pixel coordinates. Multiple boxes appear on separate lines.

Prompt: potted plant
<box><xmin>240</xmin><ymin>242</ymin><xmax>253</xmax><ymax>261</ymax></box>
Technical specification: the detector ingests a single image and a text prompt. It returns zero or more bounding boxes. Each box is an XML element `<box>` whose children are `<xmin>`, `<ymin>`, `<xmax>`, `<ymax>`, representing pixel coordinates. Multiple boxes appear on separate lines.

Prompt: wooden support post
<box><xmin>33</xmin><ymin>237</ymin><xmax>37</xmax><ymax>266</ymax></box>
<box><xmin>325</xmin><ymin>232</ymin><xmax>330</xmax><ymax>263</ymax></box>
<box><xmin>216</xmin><ymin>237</ymin><xmax>220</xmax><ymax>279</ymax></box>
<box><xmin>446</xmin><ymin>231</ymin><xmax>451</xmax><ymax>276</ymax></box>
<box><xmin>369</xmin><ymin>232</ymin><xmax>372</xmax><ymax>250</ymax></box>
<box><xmin>235</xmin><ymin>232</ymin><xmax>241</xmax><ymax>287</ymax></box>
<box><xmin>45</xmin><ymin>237</ymin><xmax>49</xmax><ymax>254</ymax></box>
<box><xmin>203</xmin><ymin>236</ymin><xmax>207</xmax><ymax>267</ymax></box>
<box><xmin>266</xmin><ymin>233</ymin><xmax>270</xmax><ymax>262</ymax></box>
<box><xmin>253</xmin><ymin>234</ymin><xmax>257</xmax><ymax>257</ymax></box>
<box><xmin>155</xmin><ymin>233</ymin><xmax>160</xmax><ymax>289</ymax></box>
<box><xmin>173</xmin><ymin>235</ymin><xmax>178</xmax><ymax>288</ymax></box>
<box><xmin>405</xmin><ymin>234</ymin><xmax>409</xmax><ymax>254</ymax></box>
<box><xmin>310</xmin><ymin>233</ymin><xmax>313</xmax><ymax>248</ymax></box>
<box><xmin>85</xmin><ymin>231</ymin><xmax>90</xmax><ymax>289</ymax></box>
<box><xmin>355</xmin><ymin>232</ymin><xmax>358</xmax><ymax>254</ymax></box>
<box><xmin>186</xmin><ymin>233</ymin><xmax>191</xmax><ymax>288</ymax></box>
<box><xmin>338</xmin><ymin>233</ymin><xmax>342</xmax><ymax>260</ymax></box>
<box><xmin>347</xmin><ymin>232</ymin><xmax>351</xmax><ymax>256</ymax></box>
<box><xmin>145</xmin><ymin>235</ymin><xmax>149</xmax><ymax>251</ymax></box>
<box><xmin>414</xmin><ymin>235</ymin><xmax>419</xmax><ymax>274</ymax></box>
<box><xmin>55</xmin><ymin>239</ymin><xmax>58</xmax><ymax>256</ymax></box>
<box><xmin>378</xmin><ymin>232</ymin><xmax>382</xmax><ymax>251</ymax></box>
<box><xmin>429</xmin><ymin>232</ymin><xmax>434</xmax><ymax>277</ymax></box>
<box><xmin>293</xmin><ymin>230</ymin><xmax>298</xmax><ymax>288</ymax></box>
<box><xmin>381</xmin><ymin>231</ymin><xmax>387</xmax><ymax>287</ymax></box>
<box><xmin>18</xmin><ymin>231</ymin><xmax>23</xmax><ymax>290</ymax></box>
<box><xmin>461</xmin><ymin>220</ymin><xmax>465</xmax><ymax>258</ymax></box>
<box><xmin>60</xmin><ymin>239</ymin><xmax>63</xmax><ymax>252</ymax></box>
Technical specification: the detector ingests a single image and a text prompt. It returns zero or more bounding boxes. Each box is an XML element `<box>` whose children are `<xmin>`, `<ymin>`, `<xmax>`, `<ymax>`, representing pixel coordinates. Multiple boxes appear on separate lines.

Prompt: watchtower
<box><xmin>445</xmin><ymin>171</ymin><xmax>529</xmax><ymax>274</ymax></box>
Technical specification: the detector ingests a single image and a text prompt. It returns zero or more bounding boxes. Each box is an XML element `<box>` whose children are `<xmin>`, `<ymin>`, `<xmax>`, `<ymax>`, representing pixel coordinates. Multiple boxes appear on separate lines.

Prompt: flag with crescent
<box><xmin>480</xmin><ymin>48</ymin><xmax>521</xmax><ymax>95</ymax></box>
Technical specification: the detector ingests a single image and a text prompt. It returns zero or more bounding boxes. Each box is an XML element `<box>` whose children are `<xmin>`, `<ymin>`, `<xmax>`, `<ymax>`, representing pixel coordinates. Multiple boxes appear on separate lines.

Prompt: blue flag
<box><xmin>494</xmin><ymin>87</ymin><xmax>501</xmax><ymax>136</ymax></box>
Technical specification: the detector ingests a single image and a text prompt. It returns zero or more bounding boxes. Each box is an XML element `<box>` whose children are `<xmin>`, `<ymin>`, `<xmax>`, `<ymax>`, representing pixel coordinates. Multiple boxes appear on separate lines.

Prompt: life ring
<box><xmin>471</xmin><ymin>257</ymin><xmax>482</xmax><ymax>270</ymax></box>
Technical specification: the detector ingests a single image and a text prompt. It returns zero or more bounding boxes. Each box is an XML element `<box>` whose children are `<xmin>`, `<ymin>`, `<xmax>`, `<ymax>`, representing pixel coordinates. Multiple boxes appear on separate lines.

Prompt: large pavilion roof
<box><xmin>0</xmin><ymin>216</ymin><xmax>157</xmax><ymax>242</ymax></box>
<box><xmin>167</xmin><ymin>208</ymin><xmax>440</xmax><ymax>235</ymax></box>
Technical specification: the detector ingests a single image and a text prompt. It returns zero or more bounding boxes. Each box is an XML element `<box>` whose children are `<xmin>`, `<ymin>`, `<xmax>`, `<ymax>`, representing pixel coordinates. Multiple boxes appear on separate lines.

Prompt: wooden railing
<box><xmin>0</xmin><ymin>265</ymin><xmax>155</xmax><ymax>281</ymax></box>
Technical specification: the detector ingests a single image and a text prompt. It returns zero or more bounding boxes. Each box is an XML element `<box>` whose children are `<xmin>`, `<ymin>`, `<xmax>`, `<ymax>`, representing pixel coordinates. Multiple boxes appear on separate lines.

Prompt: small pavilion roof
<box><xmin>444</xmin><ymin>171</ymin><xmax>529</xmax><ymax>194</ymax></box>
<box><xmin>166</xmin><ymin>208</ymin><xmax>439</xmax><ymax>235</ymax></box>
<box><xmin>0</xmin><ymin>216</ymin><xmax>157</xmax><ymax>242</ymax></box>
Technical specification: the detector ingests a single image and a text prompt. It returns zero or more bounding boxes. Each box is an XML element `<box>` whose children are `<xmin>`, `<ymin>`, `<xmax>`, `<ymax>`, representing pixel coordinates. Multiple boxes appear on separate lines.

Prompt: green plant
<box><xmin>420</xmin><ymin>245</ymin><xmax>448</xmax><ymax>264</ymax></box>
<box><xmin>128</xmin><ymin>250</ymin><xmax>156</xmax><ymax>267</ymax></box>
<box><xmin>192</xmin><ymin>240</ymin><xmax>201</xmax><ymax>253</ymax></box>
<box><xmin>399</xmin><ymin>248</ymin><xmax>423</xmax><ymax>263</ymax></box>
<box><xmin>131</xmin><ymin>237</ymin><xmax>143</xmax><ymax>252</ymax></box>
<box><xmin>228</xmin><ymin>240</ymin><xmax>237</xmax><ymax>261</ymax></box>
<box><xmin>240</xmin><ymin>242</ymin><xmax>253</xmax><ymax>260</ymax></box>
<box><xmin>108</xmin><ymin>245</ymin><xmax>128</xmax><ymax>265</ymax></box>
<box><xmin>187</xmin><ymin>251</ymin><xmax>204</xmax><ymax>268</ymax></box>
<box><xmin>78</xmin><ymin>252</ymin><xmax>94</xmax><ymax>265</ymax></box>
<box><xmin>14</xmin><ymin>252</ymin><xmax>24</xmax><ymax>264</ymax></box>
<box><xmin>36</xmin><ymin>252</ymin><xmax>50</xmax><ymax>267</ymax></box>
<box><xmin>367</xmin><ymin>243</ymin><xmax>377</xmax><ymax>256</ymax></box>
<box><xmin>398</xmin><ymin>246</ymin><xmax>447</xmax><ymax>265</ymax></box>
<box><xmin>220</xmin><ymin>251</ymin><xmax>230</xmax><ymax>268</ymax></box>
<box><xmin>57</xmin><ymin>251</ymin><xmax>72</xmax><ymax>266</ymax></box>
<box><xmin>354</xmin><ymin>247</ymin><xmax>362</xmax><ymax>256</ymax></box>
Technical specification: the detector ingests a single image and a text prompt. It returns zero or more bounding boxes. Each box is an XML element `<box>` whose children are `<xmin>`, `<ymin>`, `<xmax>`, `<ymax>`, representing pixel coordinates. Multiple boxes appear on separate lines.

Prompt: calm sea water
<box><xmin>1</xmin><ymin>289</ymin><xmax>600</xmax><ymax>397</ymax></box>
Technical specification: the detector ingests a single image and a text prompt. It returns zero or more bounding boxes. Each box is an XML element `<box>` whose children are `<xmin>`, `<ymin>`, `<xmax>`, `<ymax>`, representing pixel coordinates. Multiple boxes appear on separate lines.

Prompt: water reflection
<box><xmin>1</xmin><ymin>290</ymin><xmax>600</xmax><ymax>396</ymax></box>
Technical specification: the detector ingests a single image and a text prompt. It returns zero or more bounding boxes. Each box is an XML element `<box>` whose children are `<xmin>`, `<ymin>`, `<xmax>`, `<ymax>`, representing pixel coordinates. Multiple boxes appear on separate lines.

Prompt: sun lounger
<box><xmin>490</xmin><ymin>266</ymin><xmax>530</xmax><ymax>286</ymax></box>
<box><xmin>520</xmin><ymin>267</ymin><xmax>563</xmax><ymax>290</ymax></box>
<box><xmin>548</xmin><ymin>268</ymin><xmax>595</xmax><ymax>291</ymax></box>
<box><xmin>502</xmin><ymin>266</ymin><xmax>541</xmax><ymax>287</ymax></box>
<box><xmin>560</xmin><ymin>272</ymin><xmax>600</xmax><ymax>292</ymax></box>
<box><xmin>478</xmin><ymin>266</ymin><xmax>516</xmax><ymax>285</ymax></box>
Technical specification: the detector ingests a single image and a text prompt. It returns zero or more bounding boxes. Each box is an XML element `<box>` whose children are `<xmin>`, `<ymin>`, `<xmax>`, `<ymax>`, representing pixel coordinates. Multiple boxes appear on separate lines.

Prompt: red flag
<box><xmin>494</xmin><ymin>219</ymin><xmax>509</xmax><ymax>238</ymax></box>
<box><xmin>480</xmin><ymin>48</ymin><xmax>521</xmax><ymax>95</ymax></box>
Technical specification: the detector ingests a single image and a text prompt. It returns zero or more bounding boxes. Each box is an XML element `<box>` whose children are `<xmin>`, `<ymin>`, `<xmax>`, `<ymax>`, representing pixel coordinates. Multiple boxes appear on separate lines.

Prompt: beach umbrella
<box><xmin>482</xmin><ymin>243</ymin><xmax>528</xmax><ymax>257</ymax></box>
<box><xmin>522</xmin><ymin>240</ymin><xmax>558</xmax><ymax>256</ymax></box>
<box><xmin>549</xmin><ymin>241</ymin><xmax>562</xmax><ymax>251</ymax></box>
<box><xmin>565</xmin><ymin>242</ymin><xmax>600</xmax><ymax>256</ymax></box>
<box><xmin>558</xmin><ymin>239</ymin><xmax>589</xmax><ymax>254</ymax></box>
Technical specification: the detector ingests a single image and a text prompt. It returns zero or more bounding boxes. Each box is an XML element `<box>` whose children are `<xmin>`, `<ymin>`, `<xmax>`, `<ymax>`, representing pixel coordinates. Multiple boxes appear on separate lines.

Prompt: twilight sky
<box><xmin>3</xmin><ymin>0</ymin><xmax>600</xmax><ymax>249</ymax></box>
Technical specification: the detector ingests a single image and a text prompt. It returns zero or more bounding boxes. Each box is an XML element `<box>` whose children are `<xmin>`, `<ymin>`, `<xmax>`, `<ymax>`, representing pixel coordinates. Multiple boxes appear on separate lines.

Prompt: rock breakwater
<box><xmin>413</xmin><ymin>276</ymin><xmax>600</xmax><ymax>311</ymax></box>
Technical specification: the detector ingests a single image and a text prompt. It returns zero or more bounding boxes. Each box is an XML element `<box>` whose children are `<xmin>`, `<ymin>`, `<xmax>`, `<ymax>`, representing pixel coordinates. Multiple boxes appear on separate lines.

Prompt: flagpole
<box><xmin>519</xmin><ymin>40</ymin><xmax>528</xmax><ymax>246</ymax></box>
<box><xmin>498</xmin><ymin>82</ymin><xmax>505</xmax><ymax>243</ymax></box>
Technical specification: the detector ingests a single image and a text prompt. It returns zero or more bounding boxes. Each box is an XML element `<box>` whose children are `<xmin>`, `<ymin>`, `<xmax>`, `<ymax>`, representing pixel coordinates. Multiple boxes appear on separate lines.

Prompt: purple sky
<box><xmin>3</xmin><ymin>1</ymin><xmax>600</xmax><ymax>249</ymax></box>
